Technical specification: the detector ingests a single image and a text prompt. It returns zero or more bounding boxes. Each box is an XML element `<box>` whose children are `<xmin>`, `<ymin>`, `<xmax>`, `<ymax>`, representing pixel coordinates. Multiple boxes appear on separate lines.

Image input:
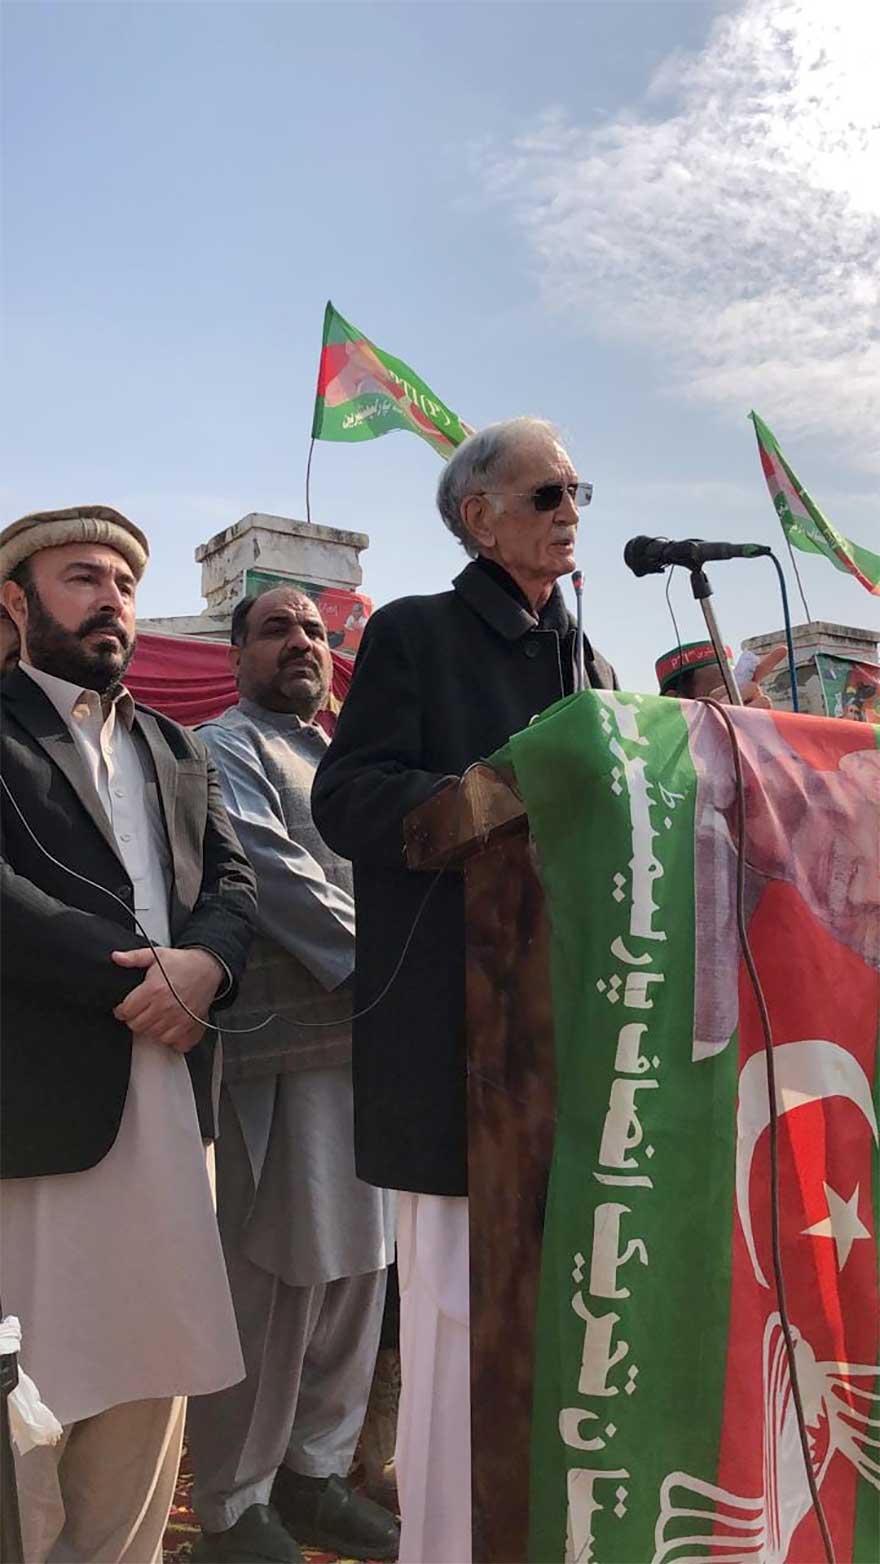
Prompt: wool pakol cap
<box><xmin>0</xmin><ymin>505</ymin><xmax>149</xmax><ymax>584</ymax></box>
<box><xmin>656</xmin><ymin>639</ymin><xmax>733</xmax><ymax>693</ymax></box>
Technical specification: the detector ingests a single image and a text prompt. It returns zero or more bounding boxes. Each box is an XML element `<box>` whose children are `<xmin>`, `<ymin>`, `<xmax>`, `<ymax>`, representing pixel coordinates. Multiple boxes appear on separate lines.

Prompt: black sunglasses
<box><xmin>477</xmin><ymin>480</ymin><xmax>593</xmax><ymax>513</ymax></box>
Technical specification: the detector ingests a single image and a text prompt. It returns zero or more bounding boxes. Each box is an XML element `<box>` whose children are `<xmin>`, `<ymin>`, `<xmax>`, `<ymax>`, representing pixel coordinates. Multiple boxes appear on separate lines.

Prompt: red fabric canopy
<box><xmin>127</xmin><ymin>631</ymin><xmax>352</xmax><ymax>733</ymax></box>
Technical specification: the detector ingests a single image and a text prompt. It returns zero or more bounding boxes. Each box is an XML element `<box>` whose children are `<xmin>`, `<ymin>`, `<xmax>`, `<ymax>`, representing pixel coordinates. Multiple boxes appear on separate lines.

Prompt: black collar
<box><xmin>2</xmin><ymin>662</ymin><xmax>65</xmax><ymax>719</ymax></box>
<box><xmin>453</xmin><ymin>558</ymin><xmax>574</xmax><ymax>642</ymax></box>
<box><xmin>1</xmin><ymin>665</ymin><xmax>182</xmax><ymax>878</ymax></box>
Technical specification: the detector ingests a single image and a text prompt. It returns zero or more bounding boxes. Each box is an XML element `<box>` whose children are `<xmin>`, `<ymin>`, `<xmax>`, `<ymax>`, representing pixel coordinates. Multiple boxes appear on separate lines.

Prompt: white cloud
<box><xmin>482</xmin><ymin>0</ymin><xmax>880</xmax><ymax>467</ymax></box>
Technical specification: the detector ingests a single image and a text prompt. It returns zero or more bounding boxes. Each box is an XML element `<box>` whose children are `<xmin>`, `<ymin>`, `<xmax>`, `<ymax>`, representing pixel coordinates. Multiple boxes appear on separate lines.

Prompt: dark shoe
<box><xmin>191</xmin><ymin>1503</ymin><xmax>304</xmax><ymax>1564</ymax></box>
<box><xmin>271</xmin><ymin>1469</ymin><xmax>400</xmax><ymax>1561</ymax></box>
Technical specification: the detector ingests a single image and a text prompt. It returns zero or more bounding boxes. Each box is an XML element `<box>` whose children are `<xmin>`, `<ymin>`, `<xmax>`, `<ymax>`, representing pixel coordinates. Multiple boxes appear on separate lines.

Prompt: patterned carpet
<box><xmin>163</xmin><ymin>1445</ymin><xmax>378</xmax><ymax>1563</ymax></box>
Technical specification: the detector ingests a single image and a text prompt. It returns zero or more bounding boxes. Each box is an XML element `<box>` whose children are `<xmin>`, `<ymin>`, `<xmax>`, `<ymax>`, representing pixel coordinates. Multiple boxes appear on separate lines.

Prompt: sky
<box><xmin>2</xmin><ymin>0</ymin><xmax>877</xmax><ymax>691</ymax></box>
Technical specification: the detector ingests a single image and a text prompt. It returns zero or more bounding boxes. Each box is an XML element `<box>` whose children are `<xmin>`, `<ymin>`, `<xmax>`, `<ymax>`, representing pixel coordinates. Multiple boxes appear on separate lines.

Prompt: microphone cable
<box><xmin>664</xmin><ymin>566</ymin><xmax>685</xmax><ymax>684</ymax></box>
<box><xmin>698</xmin><ymin>697</ymin><xmax>833</xmax><ymax>1563</ymax></box>
<box><xmin>767</xmin><ymin>551</ymin><xmax>800</xmax><ymax>712</ymax></box>
<box><xmin>662</xmin><ymin>555</ymin><xmax>799</xmax><ymax>712</ymax></box>
<box><xmin>0</xmin><ymin>770</ymin><xmax>442</xmax><ymax>1035</ymax></box>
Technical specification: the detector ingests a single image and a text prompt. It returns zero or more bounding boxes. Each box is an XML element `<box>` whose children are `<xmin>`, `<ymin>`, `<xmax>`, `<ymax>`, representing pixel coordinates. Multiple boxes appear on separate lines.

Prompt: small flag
<box><xmin>311</xmin><ymin>302</ymin><xmax>473</xmax><ymax>460</ymax></box>
<box><xmin>750</xmin><ymin>411</ymin><xmax>880</xmax><ymax>596</ymax></box>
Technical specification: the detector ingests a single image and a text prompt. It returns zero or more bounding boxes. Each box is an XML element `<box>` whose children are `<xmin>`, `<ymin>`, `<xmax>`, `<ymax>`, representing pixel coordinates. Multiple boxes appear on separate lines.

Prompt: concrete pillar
<box><xmin>138</xmin><ymin>513</ymin><xmax>371</xmax><ymax>653</ymax></box>
<box><xmin>196</xmin><ymin>513</ymin><xmax>369</xmax><ymax>617</ymax></box>
<box><xmin>742</xmin><ymin>620</ymin><xmax>880</xmax><ymax>719</ymax></box>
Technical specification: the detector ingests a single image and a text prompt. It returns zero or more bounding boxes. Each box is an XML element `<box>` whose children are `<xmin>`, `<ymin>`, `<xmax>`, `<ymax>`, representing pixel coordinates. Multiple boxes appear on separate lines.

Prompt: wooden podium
<box><xmin>405</xmin><ymin>766</ymin><xmax>556</xmax><ymax>1564</ymax></box>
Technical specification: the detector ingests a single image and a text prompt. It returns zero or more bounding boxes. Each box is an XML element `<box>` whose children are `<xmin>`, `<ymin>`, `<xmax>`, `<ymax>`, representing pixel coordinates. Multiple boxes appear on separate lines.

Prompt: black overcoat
<box><xmin>0</xmin><ymin>666</ymin><xmax>257</xmax><ymax>1178</ymax></box>
<box><xmin>312</xmin><ymin>560</ymin><xmax>616</xmax><ymax>1195</ymax></box>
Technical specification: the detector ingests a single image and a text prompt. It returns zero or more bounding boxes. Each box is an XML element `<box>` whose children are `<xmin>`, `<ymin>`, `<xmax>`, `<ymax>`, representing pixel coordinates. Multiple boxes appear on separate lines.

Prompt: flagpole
<box><xmin>783</xmin><ymin>534</ymin><xmax>813</xmax><ymax>623</ymax></box>
<box><xmin>305</xmin><ymin>437</ymin><xmax>315</xmax><ymax>526</ymax></box>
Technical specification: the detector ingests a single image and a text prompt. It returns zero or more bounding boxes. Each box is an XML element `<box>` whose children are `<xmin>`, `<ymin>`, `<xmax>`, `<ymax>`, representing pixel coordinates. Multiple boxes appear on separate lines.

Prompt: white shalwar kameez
<box><xmin>0</xmin><ymin>664</ymin><xmax>243</xmax><ymax>1563</ymax></box>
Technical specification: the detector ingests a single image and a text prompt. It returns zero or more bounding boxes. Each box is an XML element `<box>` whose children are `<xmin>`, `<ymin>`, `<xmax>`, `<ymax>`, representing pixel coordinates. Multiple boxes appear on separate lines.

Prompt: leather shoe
<box><xmin>271</xmin><ymin>1469</ymin><xmax>400</xmax><ymax>1561</ymax></box>
<box><xmin>191</xmin><ymin>1503</ymin><xmax>304</xmax><ymax>1563</ymax></box>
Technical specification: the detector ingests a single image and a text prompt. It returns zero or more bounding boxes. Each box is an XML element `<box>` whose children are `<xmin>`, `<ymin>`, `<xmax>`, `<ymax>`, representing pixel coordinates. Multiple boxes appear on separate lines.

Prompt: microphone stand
<box><xmin>571</xmin><ymin>571</ymin><xmax>586</xmax><ymax>692</ymax></box>
<box><xmin>689</xmin><ymin>567</ymin><xmax>743</xmax><ymax>707</ymax></box>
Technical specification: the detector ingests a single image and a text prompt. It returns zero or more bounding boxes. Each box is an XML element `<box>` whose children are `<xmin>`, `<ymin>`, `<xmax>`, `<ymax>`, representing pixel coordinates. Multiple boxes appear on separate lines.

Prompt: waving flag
<box><xmin>311</xmin><ymin>302</ymin><xmax>472</xmax><ymax>460</ymax></box>
<box><xmin>493</xmin><ymin>691</ymin><xmax>879</xmax><ymax>1563</ymax></box>
<box><xmin>750</xmin><ymin>411</ymin><xmax>880</xmax><ymax>595</ymax></box>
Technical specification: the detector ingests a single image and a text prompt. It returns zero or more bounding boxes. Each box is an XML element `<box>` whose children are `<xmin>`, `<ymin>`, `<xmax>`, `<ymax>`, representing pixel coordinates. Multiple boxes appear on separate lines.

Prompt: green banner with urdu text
<box><xmin>495</xmin><ymin>691</ymin><xmax>879</xmax><ymax>1563</ymax></box>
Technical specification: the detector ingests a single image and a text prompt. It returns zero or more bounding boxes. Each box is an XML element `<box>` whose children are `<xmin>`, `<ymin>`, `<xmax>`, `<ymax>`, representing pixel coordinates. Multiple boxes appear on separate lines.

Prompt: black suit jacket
<box><xmin>0</xmin><ymin>666</ymin><xmax>257</xmax><ymax>1178</ymax></box>
<box><xmin>312</xmin><ymin>560</ymin><xmax>616</xmax><ymax>1196</ymax></box>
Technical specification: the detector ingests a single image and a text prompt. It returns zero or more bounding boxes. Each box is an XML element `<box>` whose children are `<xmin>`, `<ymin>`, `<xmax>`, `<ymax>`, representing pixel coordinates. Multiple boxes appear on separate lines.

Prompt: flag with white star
<box><xmin>494</xmin><ymin>691</ymin><xmax>879</xmax><ymax>1563</ymax></box>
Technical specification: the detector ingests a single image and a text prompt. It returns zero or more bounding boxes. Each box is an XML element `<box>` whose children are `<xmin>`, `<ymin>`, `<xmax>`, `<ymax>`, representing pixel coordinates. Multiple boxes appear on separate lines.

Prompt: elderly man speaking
<box><xmin>312</xmin><ymin>418</ymin><xmax>617</xmax><ymax>1563</ymax></box>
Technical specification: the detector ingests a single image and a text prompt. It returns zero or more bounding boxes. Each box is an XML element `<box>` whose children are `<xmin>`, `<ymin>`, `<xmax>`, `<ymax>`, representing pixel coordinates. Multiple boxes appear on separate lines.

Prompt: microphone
<box><xmin>624</xmin><ymin>535</ymin><xmax>772</xmax><ymax>577</ymax></box>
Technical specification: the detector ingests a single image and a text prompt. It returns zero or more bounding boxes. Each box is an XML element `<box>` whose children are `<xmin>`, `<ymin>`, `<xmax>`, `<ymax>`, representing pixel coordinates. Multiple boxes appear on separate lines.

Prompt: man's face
<box><xmin>0</xmin><ymin>612</ymin><xmax>20</xmax><ymax>674</ymax></box>
<box><xmin>232</xmin><ymin>589</ymin><xmax>332</xmax><ymax>718</ymax></box>
<box><xmin>463</xmin><ymin>430</ymin><xmax>580</xmax><ymax>583</ymax></box>
<box><xmin>1</xmin><ymin>543</ymin><xmax>137</xmax><ymax>692</ymax></box>
<box><xmin>687</xmin><ymin>664</ymin><xmax>724</xmax><ymax>699</ymax></box>
<box><xmin>662</xmin><ymin>663</ymin><xmax>721</xmax><ymax>700</ymax></box>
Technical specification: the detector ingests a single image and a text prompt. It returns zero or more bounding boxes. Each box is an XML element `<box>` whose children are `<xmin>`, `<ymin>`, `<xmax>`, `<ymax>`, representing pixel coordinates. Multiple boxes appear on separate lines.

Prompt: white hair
<box><xmin>436</xmin><ymin>417</ymin><xmax>560</xmax><ymax>556</ymax></box>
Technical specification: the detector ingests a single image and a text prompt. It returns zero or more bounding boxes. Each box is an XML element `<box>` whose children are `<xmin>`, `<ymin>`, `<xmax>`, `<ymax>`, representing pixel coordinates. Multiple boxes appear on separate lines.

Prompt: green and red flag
<box><xmin>311</xmin><ymin>301</ymin><xmax>473</xmax><ymax>460</ymax></box>
<box><xmin>493</xmin><ymin>690</ymin><xmax>879</xmax><ymax>1562</ymax></box>
<box><xmin>751</xmin><ymin>411</ymin><xmax>880</xmax><ymax>595</ymax></box>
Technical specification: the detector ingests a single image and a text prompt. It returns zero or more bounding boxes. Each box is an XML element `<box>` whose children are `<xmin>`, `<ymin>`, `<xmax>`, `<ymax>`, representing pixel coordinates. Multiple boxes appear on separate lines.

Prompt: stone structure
<box><xmin>139</xmin><ymin>513</ymin><xmax>370</xmax><ymax>645</ymax></box>
<box><xmin>742</xmin><ymin>620</ymin><xmax>880</xmax><ymax>719</ymax></box>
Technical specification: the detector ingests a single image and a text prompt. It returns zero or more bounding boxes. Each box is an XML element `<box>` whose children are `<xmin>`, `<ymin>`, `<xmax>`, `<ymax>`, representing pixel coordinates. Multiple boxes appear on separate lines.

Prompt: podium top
<box><xmin>404</xmin><ymin>762</ymin><xmax>526</xmax><ymax>870</ymax></box>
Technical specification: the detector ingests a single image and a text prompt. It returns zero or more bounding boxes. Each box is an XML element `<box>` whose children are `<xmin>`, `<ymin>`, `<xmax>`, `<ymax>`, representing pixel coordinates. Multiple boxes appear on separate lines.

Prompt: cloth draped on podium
<box><xmin>495</xmin><ymin>693</ymin><xmax>879</xmax><ymax>1564</ymax></box>
<box><xmin>125</xmin><ymin>632</ymin><xmax>352</xmax><ymax>730</ymax></box>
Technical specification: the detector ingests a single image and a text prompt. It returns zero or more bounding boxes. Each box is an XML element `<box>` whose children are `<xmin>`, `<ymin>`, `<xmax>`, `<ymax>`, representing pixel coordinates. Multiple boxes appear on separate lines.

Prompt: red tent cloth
<box><xmin>127</xmin><ymin>631</ymin><xmax>352</xmax><ymax>734</ymax></box>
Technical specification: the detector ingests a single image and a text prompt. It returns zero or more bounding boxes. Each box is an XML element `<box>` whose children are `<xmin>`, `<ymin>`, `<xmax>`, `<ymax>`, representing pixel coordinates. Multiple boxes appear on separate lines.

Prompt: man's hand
<box><xmin>110</xmin><ymin>946</ymin><xmax>225</xmax><ymax>1052</ymax></box>
<box><xmin>709</xmin><ymin>645</ymin><xmax>788</xmax><ymax>709</ymax></box>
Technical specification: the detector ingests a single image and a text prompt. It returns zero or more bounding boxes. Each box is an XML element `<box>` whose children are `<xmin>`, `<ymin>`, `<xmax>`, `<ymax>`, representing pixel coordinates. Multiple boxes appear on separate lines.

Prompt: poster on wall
<box><xmin>815</xmin><ymin>655</ymin><xmax>880</xmax><ymax>722</ymax></box>
<box><xmin>244</xmin><ymin>569</ymin><xmax>372</xmax><ymax>657</ymax></box>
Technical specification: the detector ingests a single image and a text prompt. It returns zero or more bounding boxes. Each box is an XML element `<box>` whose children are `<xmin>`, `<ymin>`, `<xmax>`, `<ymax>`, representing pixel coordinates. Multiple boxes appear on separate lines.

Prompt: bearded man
<box><xmin>188</xmin><ymin>587</ymin><xmax>398</xmax><ymax>1564</ymax></box>
<box><xmin>312</xmin><ymin>418</ymin><xmax>617</xmax><ymax>1564</ymax></box>
<box><xmin>0</xmin><ymin>505</ymin><xmax>256</xmax><ymax>1564</ymax></box>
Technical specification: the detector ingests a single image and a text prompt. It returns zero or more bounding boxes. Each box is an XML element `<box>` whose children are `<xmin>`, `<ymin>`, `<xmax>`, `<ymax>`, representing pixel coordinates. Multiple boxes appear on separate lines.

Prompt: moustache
<box><xmin>78</xmin><ymin>615</ymin><xmax>130</xmax><ymax>650</ymax></box>
<box><xmin>279</xmin><ymin>652</ymin><xmax>319</xmax><ymax>676</ymax></box>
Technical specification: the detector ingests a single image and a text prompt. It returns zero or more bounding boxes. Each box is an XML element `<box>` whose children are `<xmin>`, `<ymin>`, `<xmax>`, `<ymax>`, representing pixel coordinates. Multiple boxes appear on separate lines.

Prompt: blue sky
<box><xmin>2</xmin><ymin>0</ymin><xmax>876</xmax><ymax>690</ymax></box>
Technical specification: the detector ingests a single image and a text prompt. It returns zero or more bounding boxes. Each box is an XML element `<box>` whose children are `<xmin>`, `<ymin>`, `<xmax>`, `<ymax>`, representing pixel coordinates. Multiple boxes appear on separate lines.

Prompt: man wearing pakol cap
<box><xmin>0</xmin><ymin>506</ymin><xmax>257</xmax><ymax>1564</ymax></box>
<box><xmin>656</xmin><ymin>638</ymin><xmax>785</xmax><ymax>704</ymax></box>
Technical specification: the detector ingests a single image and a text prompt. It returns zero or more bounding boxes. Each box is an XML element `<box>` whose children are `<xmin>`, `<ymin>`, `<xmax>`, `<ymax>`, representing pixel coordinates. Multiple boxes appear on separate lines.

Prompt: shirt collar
<box><xmin>19</xmin><ymin>660</ymin><xmax>135</xmax><ymax>730</ymax></box>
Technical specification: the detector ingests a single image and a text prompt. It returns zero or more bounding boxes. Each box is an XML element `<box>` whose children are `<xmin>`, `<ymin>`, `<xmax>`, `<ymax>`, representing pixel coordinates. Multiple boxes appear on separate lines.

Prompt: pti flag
<box><xmin>311</xmin><ymin>301</ymin><xmax>472</xmax><ymax>459</ymax></box>
<box><xmin>751</xmin><ymin>411</ymin><xmax>880</xmax><ymax>595</ymax></box>
<box><xmin>497</xmin><ymin>691</ymin><xmax>879</xmax><ymax>1563</ymax></box>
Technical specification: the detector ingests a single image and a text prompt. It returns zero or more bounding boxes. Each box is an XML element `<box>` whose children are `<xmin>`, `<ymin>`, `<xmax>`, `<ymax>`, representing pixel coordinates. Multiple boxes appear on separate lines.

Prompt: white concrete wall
<box><xmin>195</xmin><ymin>513</ymin><xmax>369</xmax><ymax>616</ymax></box>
